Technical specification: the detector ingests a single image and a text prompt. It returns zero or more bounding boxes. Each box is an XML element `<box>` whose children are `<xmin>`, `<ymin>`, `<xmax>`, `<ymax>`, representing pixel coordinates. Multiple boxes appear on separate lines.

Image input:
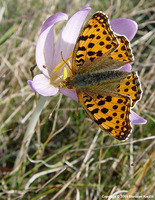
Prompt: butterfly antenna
<box><xmin>43</xmin><ymin>64</ymin><xmax>65</xmax><ymax>84</ymax></box>
<box><xmin>61</xmin><ymin>51</ymin><xmax>72</xmax><ymax>71</ymax></box>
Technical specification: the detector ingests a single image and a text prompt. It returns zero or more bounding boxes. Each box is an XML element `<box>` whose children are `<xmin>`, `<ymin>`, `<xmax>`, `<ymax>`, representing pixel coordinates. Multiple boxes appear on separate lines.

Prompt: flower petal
<box><xmin>53</xmin><ymin>7</ymin><xmax>91</xmax><ymax>67</ymax></box>
<box><xmin>130</xmin><ymin>110</ymin><xmax>147</xmax><ymax>125</ymax></box>
<box><xmin>110</xmin><ymin>18</ymin><xmax>138</xmax><ymax>41</ymax></box>
<box><xmin>59</xmin><ymin>88</ymin><xmax>78</xmax><ymax>102</ymax></box>
<box><xmin>36</xmin><ymin>13</ymin><xmax>68</xmax><ymax>76</ymax></box>
<box><xmin>40</xmin><ymin>13</ymin><xmax>68</xmax><ymax>35</ymax></box>
<box><xmin>27</xmin><ymin>80</ymin><xmax>37</xmax><ymax>93</ymax></box>
<box><xmin>120</xmin><ymin>64</ymin><xmax>132</xmax><ymax>71</ymax></box>
<box><xmin>29</xmin><ymin>74</ymin><xmax>59</xmax><ymax>96</ymax></box>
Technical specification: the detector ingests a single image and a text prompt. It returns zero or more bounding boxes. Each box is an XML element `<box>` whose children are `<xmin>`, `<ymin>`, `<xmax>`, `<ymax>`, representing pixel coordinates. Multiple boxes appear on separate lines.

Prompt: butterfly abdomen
<box><xmin>70</xmin><ymin>71</ymin><xmax>131</xmax><ymax>90</ymax></box>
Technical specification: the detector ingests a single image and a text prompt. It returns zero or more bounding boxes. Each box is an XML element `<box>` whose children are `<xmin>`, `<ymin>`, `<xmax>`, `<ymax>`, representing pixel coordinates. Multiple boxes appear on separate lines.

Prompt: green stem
<box><xmin>13</xmin><ymin>96</ymin><xmax>49</xmax><ymax>173</ymax></box>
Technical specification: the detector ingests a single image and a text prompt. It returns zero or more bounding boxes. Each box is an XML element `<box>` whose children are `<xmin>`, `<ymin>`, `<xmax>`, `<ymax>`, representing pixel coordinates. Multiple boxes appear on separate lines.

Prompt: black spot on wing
<box><xmin>86</xmin><ymin>104</ymin><xmax>94</xmax><ymax>108</ymax></box>
<box><xmin>90</xmin><ymin>108</ymin><xmax>99</xmax><ymax>115</ymax></box>
<box><xmin>101</xmin><ymin>108</ymin><xmax>108</xmax><ymax>114</ymax></box>
<box><xmin>98</xmin><ymin>100</ymin><xmax>105</xmax><ymax>106</ymax></box>
<box><xmin>95</xmin><ymin>118</ymin><xmax>106</xmax><ymax>125</ymax></box>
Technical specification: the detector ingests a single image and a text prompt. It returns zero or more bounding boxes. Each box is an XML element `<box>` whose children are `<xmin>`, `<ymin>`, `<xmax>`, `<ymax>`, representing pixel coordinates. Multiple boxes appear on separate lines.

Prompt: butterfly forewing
<box><xmin>77</xmin><ymin>91</ymin><xmax>132</xmax><ymax>140</ymax></box>
<box><xmin>72</xmin><ymin>12</ymin><xmax>119</xmax><ymax>73</ymax></box>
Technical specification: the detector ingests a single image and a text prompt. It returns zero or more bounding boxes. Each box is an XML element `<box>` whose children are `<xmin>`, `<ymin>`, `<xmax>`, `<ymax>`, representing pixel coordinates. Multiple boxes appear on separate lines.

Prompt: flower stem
<box><xmin>13</xmin><ymin>96</ymin><xmax>49</xmax><ymax>174</ymax></box>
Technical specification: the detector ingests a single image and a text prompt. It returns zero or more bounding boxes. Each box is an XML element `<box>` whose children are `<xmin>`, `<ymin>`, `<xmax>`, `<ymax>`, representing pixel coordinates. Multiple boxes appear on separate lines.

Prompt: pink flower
<box><xmin>28</xmin><ymin>7</ymin><xmax>147</xmax><ymax>125</ymax></box>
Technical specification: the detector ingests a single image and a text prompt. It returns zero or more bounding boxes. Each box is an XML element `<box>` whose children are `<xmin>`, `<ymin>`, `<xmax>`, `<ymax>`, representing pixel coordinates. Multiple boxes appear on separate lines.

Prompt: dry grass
<box><xmin>0</xmin><ymin>0</ymin><xmax>154</xmax><ymax>199</ymax></box>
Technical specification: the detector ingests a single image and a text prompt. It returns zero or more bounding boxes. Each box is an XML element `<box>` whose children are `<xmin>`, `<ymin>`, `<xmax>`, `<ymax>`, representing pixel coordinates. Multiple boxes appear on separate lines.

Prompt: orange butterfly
<box><xmin>62</xmin><ymin>12</ymin><xmax>142</xmax><ymax>141</ymax></box>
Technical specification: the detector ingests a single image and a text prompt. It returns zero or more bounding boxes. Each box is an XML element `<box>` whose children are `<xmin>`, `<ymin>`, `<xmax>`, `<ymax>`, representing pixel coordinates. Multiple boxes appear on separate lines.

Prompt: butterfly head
<box><xmin>59</xmin><ymin>77</ymin><xmax>73</xmax><ymax>89</ymax></box>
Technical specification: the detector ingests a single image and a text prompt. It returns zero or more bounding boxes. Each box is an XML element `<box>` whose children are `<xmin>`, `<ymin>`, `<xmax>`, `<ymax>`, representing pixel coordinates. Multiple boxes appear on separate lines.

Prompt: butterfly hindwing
<box><xmin>109</xmin><ymin>34</ymin><xmax>134</xmax><ymax>63</ymax></box>
<box><xmin>77</xmin><ymin>90</ymin><xmax>132</xmax><ymax>141</ymax></box>
<box><xmin>115</xmin><ymin>72</ymin><xmax>142</xmax><ymax>107</ymax></box>
<box><xmin>89</xmin><ymin>34</ymin><xmax>134</xmax><ymax>72</ymax></box>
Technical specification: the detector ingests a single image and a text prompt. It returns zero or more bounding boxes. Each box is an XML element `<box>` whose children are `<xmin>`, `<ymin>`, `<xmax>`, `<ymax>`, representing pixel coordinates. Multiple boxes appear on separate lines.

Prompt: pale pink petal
<box><xmin>30</xmin><ymin>74</ymin><xmax>59</xmax><ymax>96</ymax></box>
<box><xmin>27</xmin><ymin>80</ymin><xmax>37</xmax><ymax>93</ymax></box>
<box><xmin>40</xmin><ymin>13</ymin><xmax>68</xmax><ymax>35</ymax></box>
<box><xmin>111</xmin><ymin>18</ymin><xmax>138</xmax><ymax>41</ymax></box>
<box><xmin>36</xmin><ymin>13</ymin><xmax>68</xmax><ymax>76</ymax></box>
<box><xmin>130</xmin><ymin>110</ymin><xmax>147</xmax><ymax>125</ymax></box>
<box><xmin>53</xmin><ymin>7</ymin><xmax>91</xmax><ymax>67</ymax></box>
<box><xmin>120</xmin><ymin>64</ymin><xmax>132</xmax><ymax>71</ymax></box>
<box><xmin>59</xmin><ymin>88</ymin><xmax>78</xmax><ymax>102</ymax></box>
